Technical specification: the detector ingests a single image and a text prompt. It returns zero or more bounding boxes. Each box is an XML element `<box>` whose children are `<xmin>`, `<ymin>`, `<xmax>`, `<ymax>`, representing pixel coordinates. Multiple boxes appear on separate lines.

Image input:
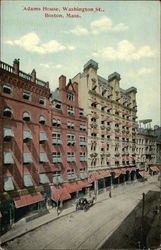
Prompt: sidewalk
<box><xmin>1</xmin><ymin>176</ymin><xmax>159</xmax><ymax>245</ymax></box>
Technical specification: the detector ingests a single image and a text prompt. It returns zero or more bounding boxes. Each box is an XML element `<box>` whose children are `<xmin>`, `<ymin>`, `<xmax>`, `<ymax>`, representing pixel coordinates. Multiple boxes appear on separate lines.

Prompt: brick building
<box><xmin>50</xmin><ymin>75</ymin><xmax>89</xmax><ymax>203</ymax></box>
<box><xmin>0</xmin><ymin>59</ymin><xmax>89</xmax><ymax>231</ymax></box>
<box><xmin>0</xmin><ymin>59</ymin><xmax>51</xmax><ymax>227</ymax></box>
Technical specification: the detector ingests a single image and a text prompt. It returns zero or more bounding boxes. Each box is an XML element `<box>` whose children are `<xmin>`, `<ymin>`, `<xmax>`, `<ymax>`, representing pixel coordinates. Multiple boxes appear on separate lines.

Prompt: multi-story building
<box><xmin>154</xmin><ymin>125</ymin><xmax>161</xmax><ymax>168</ymax></box>
<box><xmin>0</xmin><ymin>59</ymin><xmax>51</xmax><ymax>227</ymax></box>
<box><xmin>50</xmin><ymin>75</ymin><xmax>89</xmax><ymax>202</ymax></box>
<box><xmin>136</xmin><ymin>120</ymin><xmax>159</xmax><ymax>176</ymax></box>
<box><xmin>72</xmin><ymin>59</ymin><xmax>138</xmax><ymax>192</ymax></box>
<box><xmin>0</xmin><ymin>59</ymin><xmax>89</xmax><ymax>231</ymax></box>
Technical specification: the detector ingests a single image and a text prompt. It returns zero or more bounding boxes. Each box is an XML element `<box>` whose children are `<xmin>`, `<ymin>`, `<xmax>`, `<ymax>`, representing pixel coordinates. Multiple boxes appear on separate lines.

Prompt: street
<box><xmin>4</xmin><ymin>177</ymin><xmax>160</xmax><ymax>250</ymax></box>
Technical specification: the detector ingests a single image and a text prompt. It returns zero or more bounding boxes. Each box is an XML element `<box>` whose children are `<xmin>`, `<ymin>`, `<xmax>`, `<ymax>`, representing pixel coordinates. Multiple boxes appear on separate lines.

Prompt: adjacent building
<box><xmin>72</xmin><ymin>59</ymin><xmax>138</xmax><ymax>191</ymax></box>
<box><xmin>136</xmin><ymin>120</ymin><xmax>159</xmax><ymax>177</ymax></box>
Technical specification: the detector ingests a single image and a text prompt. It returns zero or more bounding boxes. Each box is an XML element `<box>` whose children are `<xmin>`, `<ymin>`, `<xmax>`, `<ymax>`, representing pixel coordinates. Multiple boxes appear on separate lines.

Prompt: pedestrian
<box><xmin>109</xmin><ymin>190</ymin><xmax>112</xmax><ymax>198</ymax></box>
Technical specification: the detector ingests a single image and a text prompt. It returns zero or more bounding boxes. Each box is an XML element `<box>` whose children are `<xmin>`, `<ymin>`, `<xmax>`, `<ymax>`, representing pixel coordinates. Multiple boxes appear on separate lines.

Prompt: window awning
<box><xmin>150</xmin><ymin>166</ymin><xmax>160</xmax><ymax>172</ymax></box>
<box><xmin>14</xmin><ymin>193</ymin><xmax>44</xmax><ymax>208</ymax></box>
<box><xmin>40</xmin><ymin>173</ymin><xmax>49</xmax><ymax>184</ymax></box>
<box><xmin>39</xmin><ymin>132</ymin><xmax>48</xmax><ymax>142</ymax></box>
<box><xmin>23</xmin><ymin>112</ymin><xmax>30</xmax><ymax>119</ymax></box>
<box><xmin>23</xmin><ymin>130</ymin><xmax>32</xmax><ymax>140</ymax></box>
<box><xmin>3</xmin><ymin>128</ymin><xmax>13</xmax><ymax>138</ymax></box>
<box><xmin>4</xmin><ymin>152</ymin><xmax>14</xmax><ymax>164</ymax></box>
<box><xmin>51</xmin><ymin>185</ymin><xmax>71</xmax><ymax>201</ymax></box>
<box><xmin>23</xmin><ymin>152</ymin><xmax>32</xmax><ymax>164</ymax></box>
<box><xmin>64</xmin><ymin>182</ymin><xmax>82</xmax><ymax>193</ymax></box>
<box><xmin>40</xmin><ymin>152</ymin><xmax>48</xmax><ymax>163</ymax></box>
<box><xmin>24</xmin><ymin>175</ymin><xmax>33</xmax><ymax>187</ymax></box>
<box><xmin>139</xmin><ymin>171</ymin><xmax>149</xmax><ymax>177</ymax></box>
<box><xmin>39</xmin><ymin>116</ymin><xmax>46</xmax><ymax>123</ymax></box>
<box><xmin>4</xmin><ymin>176</ymin><xmax>14</xmax><ymax>191</ymax></box>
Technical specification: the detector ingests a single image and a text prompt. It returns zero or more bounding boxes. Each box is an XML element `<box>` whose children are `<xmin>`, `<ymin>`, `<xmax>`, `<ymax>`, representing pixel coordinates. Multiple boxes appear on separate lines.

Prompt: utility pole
<box><xmin>141</xmin><ymin>192</ymin><xmax>145</xmax><ymax>248</ymax></box>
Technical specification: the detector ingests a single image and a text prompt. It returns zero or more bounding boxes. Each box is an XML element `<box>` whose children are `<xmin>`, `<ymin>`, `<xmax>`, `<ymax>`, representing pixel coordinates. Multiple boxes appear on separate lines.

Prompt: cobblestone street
<box><xmin>3</xmin><ymin>176</ymin><xmax>160</xmax><ymax>250</ymax></box>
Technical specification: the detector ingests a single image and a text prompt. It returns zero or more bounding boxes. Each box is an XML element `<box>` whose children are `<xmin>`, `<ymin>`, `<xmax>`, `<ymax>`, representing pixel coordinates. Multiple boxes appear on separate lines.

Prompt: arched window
<box><xmin>3</xmin><ymin>107</ymin><xmax>12</xmax><ymax>118</ymax></box>
<box><xmin>23</xmin><ymin>111</ymin><xmax>30</xmax><ymax>121</ymax></box>
<box><xmin>39</xmin><ymin>115</ymin><xmax>46</xmax><ymax>125</ymax></box>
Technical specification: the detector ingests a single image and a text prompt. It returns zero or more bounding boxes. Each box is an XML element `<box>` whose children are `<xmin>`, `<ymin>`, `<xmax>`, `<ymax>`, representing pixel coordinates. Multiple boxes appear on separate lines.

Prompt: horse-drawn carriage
<box><xmin>76</xmin><ymin>197</ymin><xmax>95</xmax><ymax>211</ymax></box>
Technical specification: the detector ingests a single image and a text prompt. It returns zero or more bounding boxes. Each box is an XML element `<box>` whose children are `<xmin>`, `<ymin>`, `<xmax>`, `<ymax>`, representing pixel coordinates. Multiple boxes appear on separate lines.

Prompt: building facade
<box><xmin>50</xmin><ymin>75</ymin><xmax>89</xmax><ymax>202</ymax></box>
<box><xmin>72</xmin><ymin>60</ymin><xmax>138</xmax><ymax>191</ymax></box>
<box><xmin>136</xmin><ymin>121</ymin><xmax>159</xmax><ymax>177</ymax></box>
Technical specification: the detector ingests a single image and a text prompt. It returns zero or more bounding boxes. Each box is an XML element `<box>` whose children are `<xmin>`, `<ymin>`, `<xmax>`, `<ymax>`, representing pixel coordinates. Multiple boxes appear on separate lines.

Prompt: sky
<box><xmin>1</xmin><ymin>0</ymin><xmax>160</xmax><ymax>126</ymax></box>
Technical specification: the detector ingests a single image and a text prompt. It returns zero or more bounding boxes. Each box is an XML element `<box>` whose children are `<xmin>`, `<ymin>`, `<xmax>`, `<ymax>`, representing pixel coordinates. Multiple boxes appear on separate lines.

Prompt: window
<box><xmin>3</xmin><ymin>84</ymin><xmax>12</xmax><ymax>95</ymax></box>
<box><xmin>67</xmin><ymin>152</ymin><xmax>75</xmax><ymax>163</ymax></box>
<box><xmin>39</xmin><ymin>132</ymin><xmax>48</xmax><ymax>144</ymax></box>
<box><xmin>23</xmin><ymin>152</ymin><xmax>32</xmax><ymax>165</ymax></box>
<box><xmin>23</xmin><ymin>111</ymin><xmax>30</xmax><ymax>121</ymax></box>
<box><xmin>79</xmin><ymin>108</ymin><xmax>84</xmax><ymax>116</ymax></box>
<box><xmin>52</xmin><ymin>152</ymin><xmax>62</xmax><ymax>163</ymax></box>
<box><xmin>4</xmin><ymin>152</ymin><xmax>14</xmax><ymax>165</ymax></box>
<box><xmin>80</xmin><ymin>124</ymin><xmax>86</xmax><ymax>131</ymax></box>
<box><xmin>66</xmin><ymin>92</ymin><xmax>74</xmax><ymax>101</ymax></box>
<box><xmin>23</xmin><ymin>130</ymin><xmax>32</xmax><ymax>143</ymax></box>
<box><xmin>80</xmin><ymin>152</ymin><xmax>86</xmax><ymax>162</ymax></box>
<box><xmin>54</xmin><ymin>100</ymin><xmax>61</xmax><ymax>109</ymax></box>
<box><xmin>3</xmin><ymin>107</ymin><xmax>12</xmax><ymax>118</ymax></box>
<box><xmin>67</xmin><ymin>106</ymin><xmax>74</xmax><ymax>115</ymax></box>
<box><xmin>24</xmin><ymin>174</ymin><xmax>33</xmax><ymax>187</ymax></box>
<box><xmin>67</xmin><ymin>134</ymin><xmax>75</xmax><ymax>145</ymax></box>
<box><xmin>52</xmin><ymin>133</ymin><xmax>62</xmax><ymax>145</ymax></box>
<box><xmin>39</xmin><ymin>97</ymin><xmax>45</xmax><ymax>106</ymax></box>
<box><xmin>52</xmin><ymin>119</ymin><xmax>61</xmax><ymax>127</ymax></box>
<box><xmin>39</xmin><ymin>115</ymin><xmax>46</xmax><ymax>125</ymax></box>
<box><xmin>53</xmin><ymin>172</ymin><xmax>64</xmax><ymax>185</ymax></box>
<box><xmin>40</xmin><ymin>173</ymin><xmax>49</xmax><ymax>184</ymax></box>
<box><xmin>67</xmin><ymin>122</ymin><xmax>74</xmax><ymax>129</ymax></box>
<box><xmin>4</xmin><ymin>176</ymin><xmax>14</xmax><ymax>191</ymax></box>
<box><xmin>40</xmin><ymin>152</ymin><xmax>48</xmax><ymax>163</ymax></box>
<box><xmin>80</xmin><ymin>136</ymin><xmax>86</xmax><ymax>147</ymax></box>
<box><xmin>3</xmin><ymin>128</ymin><xmax>13</xmax><ymax>142</ymax></box>
<box><xmin>67</xmin><ymin>169</ymin><xmax>76</xmax><ymax>181</ymax></box>
<box><xmin>80</xmin><ymin>169</ymin><xmax>88</xmax><ymax>179</ymax></box>
<box><xmin>23</xmin><ymin>91</ymin><xmax>31</xmax><ymax>101</ymax></box>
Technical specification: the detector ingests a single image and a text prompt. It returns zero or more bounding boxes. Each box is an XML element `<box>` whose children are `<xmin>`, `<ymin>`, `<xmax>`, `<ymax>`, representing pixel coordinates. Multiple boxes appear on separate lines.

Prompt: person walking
<box><xmin>109</xmin><ymin>190</ymin><xmax>112</xmax><ymax>198</ymax></box>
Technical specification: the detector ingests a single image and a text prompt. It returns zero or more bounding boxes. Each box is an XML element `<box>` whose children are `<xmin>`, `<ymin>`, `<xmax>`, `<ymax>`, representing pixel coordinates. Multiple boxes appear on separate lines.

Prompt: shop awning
<box><xmin>24</xmin><ymin>174</ymin><xmax>33</xmax><ymax>187</ymax></box>
<box><xmin>139</xmin><ymin>171</ymin><xmax>149</xmax><ymax>177</ymax></box>
<box><xmin>4</xmin><ymin>152</ymin><xmax>14</xmax><ymax>164</ymax></box>
<box><xmin>14</xmin><ymin>193</ymin><xmax>44</xmax><ymax>208</ymax></box>
<box><xmin>40</xmin><ymin>173</ymin><xmax>49</xmax><ymax>184</ymax></box>
<box><xmin>64</xmin><ymin>182</ymin><xmax>82</xmax><ymax>193</ymax></box>
<box><xmin>78</xmin><ymin>180</ymin><xmax>90</xmax><ymax>188</ymax></box>
<box><xmin>51</xmin><ymin>185</ymin><xmax>71</xmax><ymax>201</ymax></box>
<box><xmin>23</xmin><ymin>152</ymin><xmax>32</xmax><ymax>164</ymax></box>
<box><xmin>3</xmin><ymin>128</ymin><xmax>13</xmax><ymax>138</ymax></box>
<box><xmin>4</xmin><ymin>176</ymin><xmax>14</xmax><ymax>191</ymax></box>
<box><xmin>150</xmin><ymin>166</ymin><xmax>160</xmax><ymax>172</ymax></box>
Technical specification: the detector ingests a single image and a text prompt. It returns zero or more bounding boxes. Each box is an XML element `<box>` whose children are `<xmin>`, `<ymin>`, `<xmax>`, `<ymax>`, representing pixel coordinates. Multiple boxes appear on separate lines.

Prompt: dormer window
<box><xmin>54</xmin><ymin>100</ymin><xmax>61</xmax><ymax>109</ymax></box>
<box><xmin>39</xmin><ymin>97</ymin><xmax>45</xmax><ymax>106</ymax></box>
<box><xmin>3</xmin><ymin>84</ymin><xmax>12</xmax><ymax>95</ymax></box>
<box><xmin>66</xmin><ymin>92</ymin><xmax>74</xmax><ymax>101</ymax></box>
<box><xmin>23</xmin><ymin>91</ymin><xmax>31</xmax><ymax>101</ymax></box>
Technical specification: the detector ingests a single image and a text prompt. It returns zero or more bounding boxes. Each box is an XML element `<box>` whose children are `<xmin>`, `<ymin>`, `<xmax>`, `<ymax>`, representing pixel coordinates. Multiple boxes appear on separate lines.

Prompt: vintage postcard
<box><xmin>0</xmin><ymin>1</ymin><xmax>160</xmax><ymax>249</ymax></box>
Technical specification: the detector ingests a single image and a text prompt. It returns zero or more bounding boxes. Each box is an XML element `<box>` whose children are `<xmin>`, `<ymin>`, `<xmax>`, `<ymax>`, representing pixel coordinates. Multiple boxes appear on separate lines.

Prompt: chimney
<box><xmin>59</xmin><ymin>75</ymin><xmax>66</xmax><ymax>90</ymax></box>
<box><xmin>31</xmin><ymin>69</ymin><xmax>36</xmax><ymax>83</ymax></box>
<box><xmin>13</xmin><ymin>58</ymin><xmax>20</xmax><ymax>75</ymax></box>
